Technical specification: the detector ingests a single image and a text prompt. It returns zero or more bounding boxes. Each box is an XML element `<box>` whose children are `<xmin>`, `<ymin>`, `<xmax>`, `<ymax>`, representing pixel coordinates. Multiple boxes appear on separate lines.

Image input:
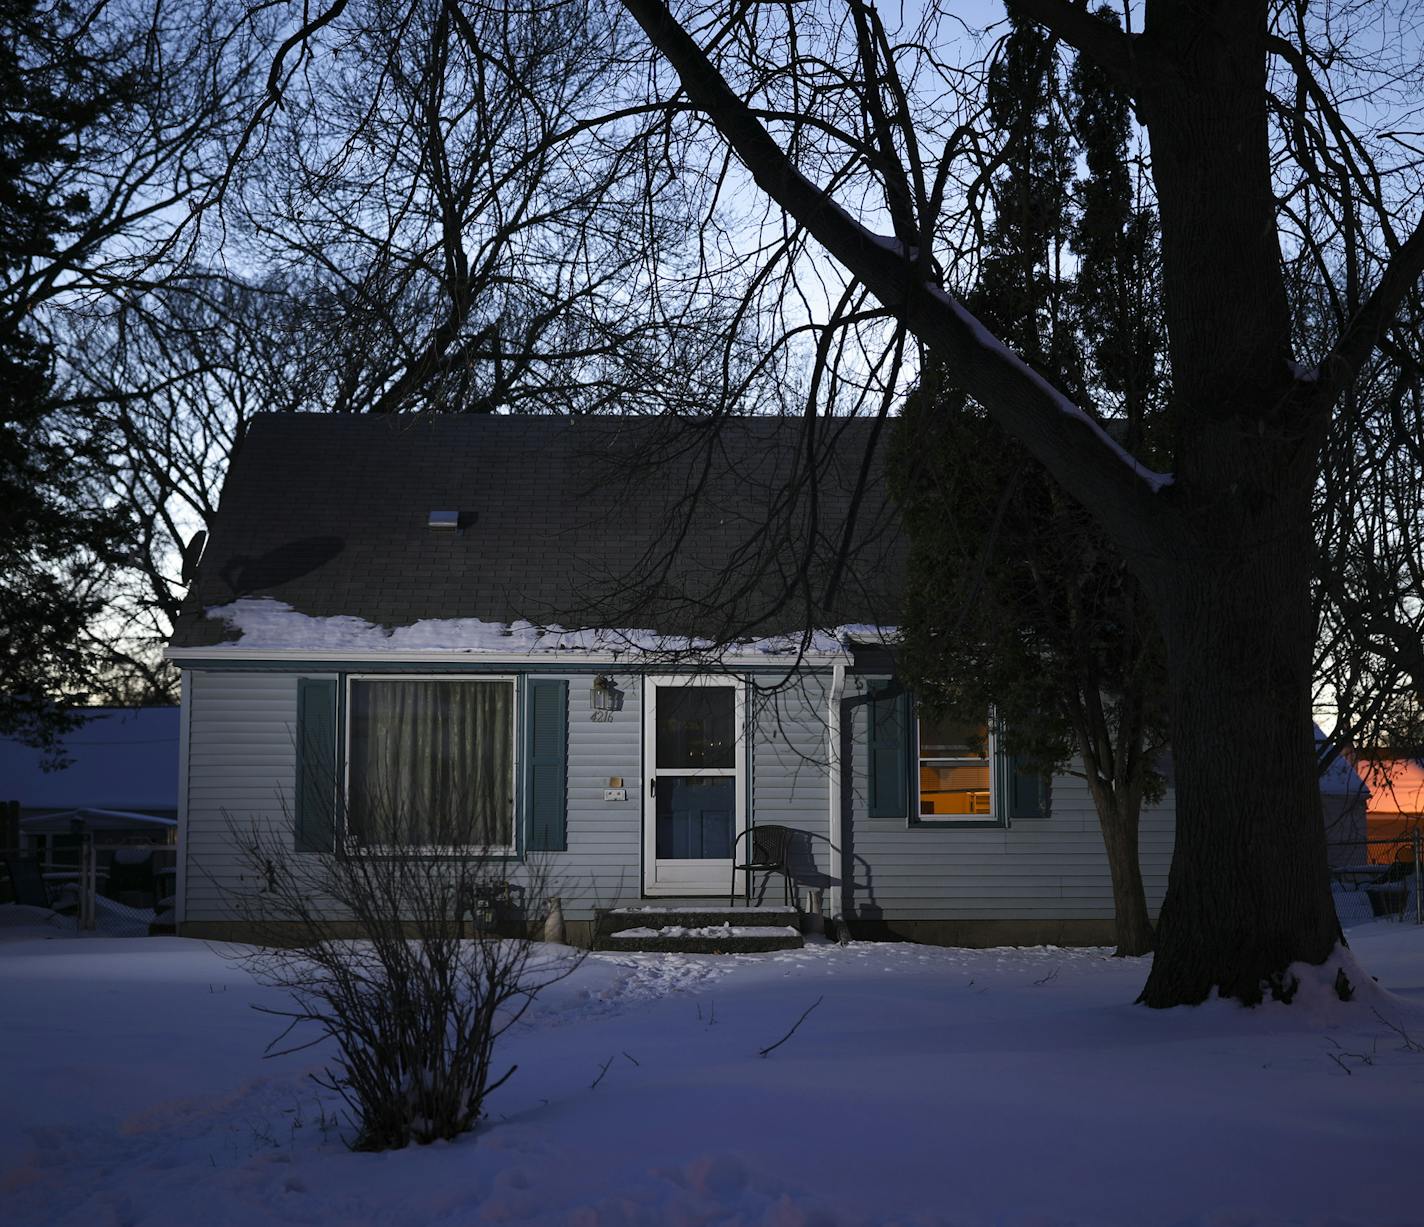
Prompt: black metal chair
<box><xmin>729</xmin><ymin>824</ymin><xmax>797</xmax><ymax>908</ymax></box>
<box><xmin>105</xmin><ymin>848</ymin><xmax>157</xmax><ymax>909</ymax></box>
<box><xmin>1</xmin><ymin>851</ymin><xmax>73</xmax><ymax>913</ymax></box>
<box><xmin>1364</xmin><ymin>850</ymin><xmax>1417</xmax><ymax>919</ymax></box>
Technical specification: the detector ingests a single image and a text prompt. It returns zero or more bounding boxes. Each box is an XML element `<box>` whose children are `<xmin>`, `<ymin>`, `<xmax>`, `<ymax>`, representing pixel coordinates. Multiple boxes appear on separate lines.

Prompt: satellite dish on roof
<box><xmin>180</xmin><ymin>531</ymin><xmax>207</xmax><ymax>583</ymax></box>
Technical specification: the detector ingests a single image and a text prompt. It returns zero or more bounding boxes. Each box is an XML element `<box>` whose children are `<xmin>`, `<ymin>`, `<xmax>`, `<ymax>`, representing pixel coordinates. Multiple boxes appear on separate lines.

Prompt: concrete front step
<box><xmin>594</xmin><ymin>906</ymin><xmax>804</xmax><ymax>953</ymax></box>
<box><xmin>599</xmin><ymin>905</ymin><xmax>799</xmax><ymax>933</ymax></box>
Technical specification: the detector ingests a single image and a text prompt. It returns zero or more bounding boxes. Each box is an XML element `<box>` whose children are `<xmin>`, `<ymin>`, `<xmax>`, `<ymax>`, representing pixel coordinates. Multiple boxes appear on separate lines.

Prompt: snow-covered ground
<box><xmin>2</xmin><ymin>919</ymin><xmax>1421</xmax><ymax>1227</ymax></box>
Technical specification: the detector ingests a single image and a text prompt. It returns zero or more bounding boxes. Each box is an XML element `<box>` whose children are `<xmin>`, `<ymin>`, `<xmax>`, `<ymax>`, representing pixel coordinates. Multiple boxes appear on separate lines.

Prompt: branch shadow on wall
<box><xmin>738</xmin><ymin>688</ymin><xmax>880</xmax><ymax>917</ymax></box>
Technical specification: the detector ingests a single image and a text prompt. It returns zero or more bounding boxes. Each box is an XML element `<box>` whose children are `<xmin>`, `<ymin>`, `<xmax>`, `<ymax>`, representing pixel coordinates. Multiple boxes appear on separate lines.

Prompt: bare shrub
<box><xmin>225</xmin><ymin>798</ymin><xmax>581</xmax><ymax>1151</ymax></box>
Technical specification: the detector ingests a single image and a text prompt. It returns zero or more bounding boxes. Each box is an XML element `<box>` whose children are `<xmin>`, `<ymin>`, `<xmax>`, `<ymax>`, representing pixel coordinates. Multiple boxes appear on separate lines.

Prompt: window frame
<box><xmin>342</xmin><ymin>673</ymin><xmax>520</xmax><ymax>856</ymax></box>
<box><xmin>910</xmin><ymin>711</ymin><xmax>1008</xmax><ymax>830</ymax></box>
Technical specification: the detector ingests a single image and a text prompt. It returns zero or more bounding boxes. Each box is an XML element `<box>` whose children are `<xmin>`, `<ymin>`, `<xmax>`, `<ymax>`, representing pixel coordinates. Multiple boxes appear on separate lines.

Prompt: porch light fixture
<box><xmin>590</xmin><ymin>674</ymin><xmax>622</xmax><ymax>712</ymax></box>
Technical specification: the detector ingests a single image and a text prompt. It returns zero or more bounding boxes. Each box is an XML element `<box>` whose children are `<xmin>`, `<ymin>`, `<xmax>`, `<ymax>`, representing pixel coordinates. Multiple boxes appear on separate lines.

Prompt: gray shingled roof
<box><xmin>170</xmin><ymin>413</ymin><xmax>906</xmax><ymax>650</ymax></box>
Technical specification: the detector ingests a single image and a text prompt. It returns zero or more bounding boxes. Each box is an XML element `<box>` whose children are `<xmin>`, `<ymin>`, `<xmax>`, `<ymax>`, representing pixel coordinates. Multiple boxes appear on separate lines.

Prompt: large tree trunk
<box><xmin>1128</xmin><ymin>5</ymin><xmax>1341</xmax><ymax>1004</ymax></box>
<box><xmin>1137</xmin><ymin>499</ymin><xmax>1341</xmax><ymax>1005</ymax></box>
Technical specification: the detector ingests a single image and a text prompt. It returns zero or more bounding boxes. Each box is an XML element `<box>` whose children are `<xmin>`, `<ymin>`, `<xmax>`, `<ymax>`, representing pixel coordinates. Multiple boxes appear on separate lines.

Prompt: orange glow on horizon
<box><xmin>1351</xmin><ymin>756</ymin><xmax>1424</xmax><ymax>863</ymax></box>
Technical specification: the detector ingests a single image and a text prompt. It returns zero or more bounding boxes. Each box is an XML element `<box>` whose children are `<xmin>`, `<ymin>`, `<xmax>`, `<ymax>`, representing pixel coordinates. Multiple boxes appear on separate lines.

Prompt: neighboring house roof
<box><xmin>19</xmin><ymin>808</ymin><xmax>178</xmax><ymax>834</ymax></box>
<box><xmin>1353</xmin><ymin>757</ymin><xmax>1424</xmax><ymax>818</ymax></box>
<box><xmin>0</xmin><ymin>707</ymin><xmax>180</xmax><ymax>813</ymax></box>
<box><xmin>170</xmin><ymin>414</ymin><xmax>905</xmax><ymax>651</ymax></box>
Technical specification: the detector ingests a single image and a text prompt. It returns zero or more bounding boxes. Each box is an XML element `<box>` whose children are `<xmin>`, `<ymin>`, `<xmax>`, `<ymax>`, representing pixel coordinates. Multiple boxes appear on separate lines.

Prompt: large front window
<box><xmin>918</xmin><ymin>714</ymin><xmax>992</xmax><ymax>819</ymax></box>
<box><xmin>347</xmin><ymin>678</ymin><xmax>515</xmax><ymax>848</ymax></box>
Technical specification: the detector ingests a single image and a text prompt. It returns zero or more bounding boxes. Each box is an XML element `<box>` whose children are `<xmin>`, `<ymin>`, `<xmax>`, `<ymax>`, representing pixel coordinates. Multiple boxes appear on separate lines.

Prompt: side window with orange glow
<box><xmin>917</xmin><ymin>715</ymin><xmax>994</xmax><ymax>819</ymax></box>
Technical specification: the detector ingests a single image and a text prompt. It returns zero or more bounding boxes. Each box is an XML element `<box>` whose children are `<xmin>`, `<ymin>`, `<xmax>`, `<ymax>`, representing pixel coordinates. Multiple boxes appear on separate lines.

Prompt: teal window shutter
<box><xmin>525</xmin><ymin>678</ymin><xmax>569</xmax><ymax>851</ymax></box>
<box><xmin>867</xmin><ymin>684</ymin><xmax>910</xmax><ymax>819</ymax></box>
<box><xmin>295</xmin><ymin>678</ymin><xmax>338</xmax><ymax>853</ymax></box>
<box><xmin>1007</xmin><ymin>754</ymin><xmax>1047</xmax><ymax>821</ymax></box>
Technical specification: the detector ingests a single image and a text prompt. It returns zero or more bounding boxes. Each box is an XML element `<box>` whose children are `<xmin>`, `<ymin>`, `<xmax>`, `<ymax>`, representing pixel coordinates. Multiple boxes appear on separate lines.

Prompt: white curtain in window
<box><xmin>348</xmin><ymin>680</ymin><xmax>513</xmax><ymax>847</ymax></box>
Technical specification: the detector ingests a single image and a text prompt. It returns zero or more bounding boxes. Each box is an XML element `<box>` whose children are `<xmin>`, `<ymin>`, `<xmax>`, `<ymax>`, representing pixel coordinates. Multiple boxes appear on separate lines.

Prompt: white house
<box><xmin>166</xmin><ymin>413</ymin><xmax>1177</xmax><ymax>947</ymax></box>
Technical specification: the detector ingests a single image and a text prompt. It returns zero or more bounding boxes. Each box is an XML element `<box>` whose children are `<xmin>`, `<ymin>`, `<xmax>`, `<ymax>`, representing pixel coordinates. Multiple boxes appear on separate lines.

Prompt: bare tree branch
<box><xmin>1007</xmin><ymin>0</ymin><xmax>1139</xmax><ymax>89</ymax></box>
<box><xmin>1318</xmin><ymin>219</ymin><xmax>1424</xmax><ymax>401</ymax></box>
<box><xmin>619</xmin><ymin>0</ymin><xmax>1175</xmax><ymax>562</ymax></box>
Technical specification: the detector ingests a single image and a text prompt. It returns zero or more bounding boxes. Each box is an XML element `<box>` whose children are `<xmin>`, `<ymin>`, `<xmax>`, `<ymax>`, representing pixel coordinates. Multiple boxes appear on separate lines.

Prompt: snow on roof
<box><xmin>1314</xmin><ymin>724</ymin><xmax>1370</xmax><ymax>798</ymax></box>
<box><xmin>19</xmin><ymin>808</ymin><xmax>178</xmax><ymax>833</ymax></box>
<box><xmin>195</xmin><ymin>597</ymin><xmax>889</xmax><ymax>661</ymax></box>
<box><xmin>170</xmin><ymin>414</ymin><xmax>904</xmax><ymax>651</ymax></box>
<box><xmin>0</xmin><ymin>708</ymin><xmax>179</xmax><ymax>812</ymax></box>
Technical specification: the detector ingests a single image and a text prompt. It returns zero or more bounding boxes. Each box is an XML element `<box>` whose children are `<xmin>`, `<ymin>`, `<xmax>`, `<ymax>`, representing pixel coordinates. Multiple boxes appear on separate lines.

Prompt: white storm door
<box><xmin>643</xmin><ymin>675</ymin><xmax>746</xmax><ymax>895</ymax></box>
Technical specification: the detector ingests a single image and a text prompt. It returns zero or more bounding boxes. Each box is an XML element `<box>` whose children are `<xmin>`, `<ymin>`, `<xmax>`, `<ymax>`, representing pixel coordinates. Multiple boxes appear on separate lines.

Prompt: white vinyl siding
<box><xmin>184</xmin><ymin>671</ymin><xmax>299</xmax><ymax>923</ymax></box>
<box><xmin>749</xmin><ymin>675</ymin><xmax>834</xmax><ymax>893</ymax></box>
<box><xmin>847</xmin><ymin>676</ymin><xmax>1173</xmax><ymax>920</ymax></box>
<box><xmin>179</xmin><ymin>663</ymin><xmax>1172</xmax><ymax>928</ymax></box>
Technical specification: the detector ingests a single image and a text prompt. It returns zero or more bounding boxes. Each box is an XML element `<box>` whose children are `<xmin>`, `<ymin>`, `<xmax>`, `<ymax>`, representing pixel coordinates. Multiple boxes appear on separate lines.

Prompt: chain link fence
<box><xmin>2</xmin><ymin>839</ymin><xmax>176</xmax><ymax>938</ymax></box>
<box><xmin>1328</xmin><ymin>829</ymin><xmax>1423</xmax><ymax>927</ymax></box>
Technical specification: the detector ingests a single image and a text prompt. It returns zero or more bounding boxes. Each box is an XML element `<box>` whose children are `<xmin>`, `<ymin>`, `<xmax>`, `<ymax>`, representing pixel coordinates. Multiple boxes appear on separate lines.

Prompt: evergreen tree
<box><xmin>1</xmin><ymin>0</ymin><xmax>133</xmax><ymax>758</ymax></box>
<box><xmin>891</xmin><ymin>11</ymin><xmax>1169</xmax><ymax>956</ymax></box>
<box><xmin>974</xmin><ymin>15</ymin><xmax>1082</xmax><ymax>397</ymax></box>
<box><xmin>1069</xmin><ymin>20</ymin><xmax>1168</xmax><ymax>449</ymax></box>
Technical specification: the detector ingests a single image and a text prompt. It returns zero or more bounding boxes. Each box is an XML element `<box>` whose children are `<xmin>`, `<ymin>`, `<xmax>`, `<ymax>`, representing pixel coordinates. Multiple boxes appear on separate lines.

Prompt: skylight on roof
<box><xmin>428</xmin><ymin>510</ymin><xmax>459</xmax><ymax>530</ymax></box>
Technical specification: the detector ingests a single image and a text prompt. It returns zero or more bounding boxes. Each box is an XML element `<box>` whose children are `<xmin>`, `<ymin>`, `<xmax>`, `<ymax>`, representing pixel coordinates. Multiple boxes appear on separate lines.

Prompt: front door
<box><xmin>643</xmin><ymin>675</ymin><xmax>746</xmax><ymax>895</ymax></box>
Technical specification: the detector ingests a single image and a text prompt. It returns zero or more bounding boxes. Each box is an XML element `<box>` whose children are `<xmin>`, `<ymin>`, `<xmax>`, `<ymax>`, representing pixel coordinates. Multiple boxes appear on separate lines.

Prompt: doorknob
<box><xmin>649</xmin><ymin>778</ymin><xmax>656</xmax><ymax>797</ymax></box>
